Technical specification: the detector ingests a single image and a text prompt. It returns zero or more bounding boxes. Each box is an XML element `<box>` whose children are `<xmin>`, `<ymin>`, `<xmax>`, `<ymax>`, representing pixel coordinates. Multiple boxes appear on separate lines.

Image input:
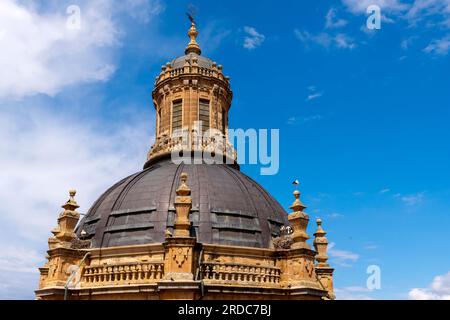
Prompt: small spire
<box><xmin>176</xmin><ymin>173</ymin><xmax>191</xmax><ymax>196</ymax></box>
<box><xmin>173</xmin><ymin>172</ymin><xmax>192</xmax><ymax>238</ymax></box>
<box><xmin>313</xmin><ymin>218</ymin><xmax>329</xmax><ymax>266</ymax></box>
<box><xmin>314</xmin><ymin>219</ymin><xmax>326</xmax><ymax>237</ymax></box>
<box><xmin>185</xmin><ymin>19</ymin><xmax>201</xmax><ymax>55</ymax></box>
<box><xmin>290</xmin><ymin>190</ymin><xmax>306</xmax><ymax>212</ymax></box>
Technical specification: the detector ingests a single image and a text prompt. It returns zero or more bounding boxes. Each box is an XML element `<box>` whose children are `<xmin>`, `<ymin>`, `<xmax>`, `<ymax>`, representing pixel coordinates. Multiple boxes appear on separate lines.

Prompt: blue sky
<box><xmin>0</xmin><ymin>0</ymin><xmax>449</xmax><ymax>299</ymax></box>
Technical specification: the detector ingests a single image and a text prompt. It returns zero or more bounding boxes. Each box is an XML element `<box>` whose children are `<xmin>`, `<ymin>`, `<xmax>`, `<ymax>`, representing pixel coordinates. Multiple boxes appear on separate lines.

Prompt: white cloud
<box><xmin>325</xmin><ymin>8</ymin><xmax>348</xmax><ymax>28</ymax></box>
<box><xmin>307</xmin><ymin>93</ymin><xmax>324</xmax><ymax>101</ymax></box>
<box><xmin>0</xmin><ymin>104</ymin><xmax>152</xmax><ymax>298</ymax></box>
<box><xmin>294</xmin><ymin>29</ymin><xmax>356</xmax><ymax>50</ymax></box>
<box><xmin>328</xmin><ymin>242</ymin><xmax>360</xmax><ymax>267</ymax></box>
<box><xmin>335</xmin><ymin>286</ymin><xmax>375</xmax><ymax>300</ymax></box>
<box><xmin>335</xmin><ymin>33</ymin><xmax>357</xmax><ymax>49</ymax></box>
<box><xmin>243</xmin><ymin>26</ymin><xmax>265</xmax><ymax>49</ymax></box>
<box><xmin>400</xmin><ymin>192</ymin><xmax>425</xmax><ymax>206</ymax></box>
<box><xmin>379</xmin><ymin>188</ymin><xmax>391</xmax><ymax>194</ymax></box>
<box><xmin>409</xmin><ymin>271</ymin><xmax>450</xmax><ymax>300</ymax></box>
<box><xmin>0</xmin><ymin>246</ymin><xmax>42</xmax><ymax>274</ymax></box>
<box><xmin>342</xmin><ymin>0</ymin><xmax>409</xmax><ymax>14</ymax></box>
<box><xmin>295</xmin><ymin>29</ymin><xmax>332</xmax><ymax>48</ymax></box>
<box><xmin>424</xmin><ymin>36</ymin><xmax>450</xmax><ymax>55</ymax></box>
<box><xmin>124</xmin><ymin>0</ymin><xmax>165</xmax><ymax>23</ymax></box>
<box><xmin>0</xmin><ymin>105</ymin><xmax>151</xmax><ymax>242</ymax></box>
<box><xmin>306</xmin><ymin>85</ymin><xmax>324</xmax><ymax>101</ymax></box>
<box><xmin>406</xmin><ymin>0</ymin><xmax>450</xmax><ymax>22</ymax></box>
<box><xmin>0</xmin><ymin>0</ymin><xmax>163</xmax><ymax>99</ymax></box>
<box><xmin>0</xmin><ymin>0</ymin><xmax>117</xmax><ymax>98</ymax></box>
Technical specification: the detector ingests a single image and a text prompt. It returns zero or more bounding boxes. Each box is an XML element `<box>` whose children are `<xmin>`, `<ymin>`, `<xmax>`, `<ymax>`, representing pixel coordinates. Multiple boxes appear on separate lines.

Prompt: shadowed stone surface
<box><xmin>76</xmin><ymin>158</ymin><xmax>289</xmax><ymax>248</ymax></box>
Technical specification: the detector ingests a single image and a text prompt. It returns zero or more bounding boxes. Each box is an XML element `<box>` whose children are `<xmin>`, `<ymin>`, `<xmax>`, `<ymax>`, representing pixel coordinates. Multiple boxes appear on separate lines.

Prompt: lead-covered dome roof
<box><xmin>171</xmin><ymin>52</ymin><xmax>214</xmax><ymax>69</ymax></box>
<box><xmin>76</xmin><ymin>159</ymin><xmax>288</xmax><ymax>249</ymax></box>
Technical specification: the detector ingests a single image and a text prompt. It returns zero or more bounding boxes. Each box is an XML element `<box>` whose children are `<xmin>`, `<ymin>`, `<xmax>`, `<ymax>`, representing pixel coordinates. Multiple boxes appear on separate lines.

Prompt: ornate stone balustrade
<box><xmin>148</xmin><ymin>134</ymin><xmax>237</xmax><ymax>162</ymax></box>
<box><xmin>156</xmin><ymin>64</ymin><xmax>227</xmax><ymax>85</ymax></box>
<box><xmin>200</xmin><ymin>262</ymin><xmax>281</xmax><ymax>286</ymax></box>
<box><xmin>82</xmin><ymin>262</ymin><xmax>164</xmax><ymax>287</ymax></box>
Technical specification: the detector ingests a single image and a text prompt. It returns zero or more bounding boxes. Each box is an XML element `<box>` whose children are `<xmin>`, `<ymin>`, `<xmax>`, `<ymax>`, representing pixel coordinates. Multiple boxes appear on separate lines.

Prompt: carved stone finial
<box><xmin>313</xmin><ymin>218</ymin><xmax>329</xmax><ymax>267</ymax></box>
<box><xmin>62</xmin><ymin>189</ymin><xmax>80</xmax><ymax>211</ymax></box>
<box><xmin>176</xmin><ymin>172</ymin><xmax>191</xmax><ymax>197</ymax></box>
<box><xmin>185</xmin><ymin>19</ymin><xmax>201</xmax><ymax>55</ymax></box>
<box><xmin>48</xmin><ymin>190</ymin><xmax>81</xmax><ymax>250</ymax></box>
<box><xmin>290</xmin><ymin>190</ymin><xmax>306</xmax><ymax>212</ymax></box>
<box><xmin>288</xmin><ymin>188</ymin><xmax>310</xmax><ymax>249</ymax></box>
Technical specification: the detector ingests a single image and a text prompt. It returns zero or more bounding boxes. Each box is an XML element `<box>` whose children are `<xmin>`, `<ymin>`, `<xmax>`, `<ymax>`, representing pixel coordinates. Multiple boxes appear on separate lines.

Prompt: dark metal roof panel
<box><xmin>76</xmin><ymin>159</ymin><xmax>289</xmax><ymax>248</ymax></box>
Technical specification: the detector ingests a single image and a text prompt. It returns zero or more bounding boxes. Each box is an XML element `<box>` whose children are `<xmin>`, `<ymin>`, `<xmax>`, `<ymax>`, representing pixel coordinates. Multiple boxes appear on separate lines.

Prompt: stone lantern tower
<box><xmin>35</xmin><ymin>18</ymin><xmax>335</xmax><ymax>300</ymax></box>
<box><xmin>146</xmin><ymin>20</ymin><xmax>235</xmax><ymax>167</ymax></box>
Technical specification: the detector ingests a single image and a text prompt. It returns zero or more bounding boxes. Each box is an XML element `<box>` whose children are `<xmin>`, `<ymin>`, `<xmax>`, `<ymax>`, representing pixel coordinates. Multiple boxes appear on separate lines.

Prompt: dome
<box><xmin>77</xmin><ymin>158</ymin><xmax>289</xmax><ymax>249</ymax></box>
<box><xmin>171</xmin><ymin>52</ymin><xmax>214</xmax><ymax>70</ymax></box>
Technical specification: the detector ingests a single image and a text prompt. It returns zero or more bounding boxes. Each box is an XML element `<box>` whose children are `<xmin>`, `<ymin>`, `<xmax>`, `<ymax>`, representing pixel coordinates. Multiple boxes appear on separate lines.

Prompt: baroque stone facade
<box><xmin>36</xmin><ymin>19</ymin><xmax>335</xmax><ymax>300</ymax></box>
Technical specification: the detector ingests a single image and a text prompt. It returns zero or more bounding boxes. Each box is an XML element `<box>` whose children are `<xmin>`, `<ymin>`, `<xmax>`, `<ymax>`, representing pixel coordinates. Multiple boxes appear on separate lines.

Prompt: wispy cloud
<box><xmin>409</xmin><ymin>271</ymin><xmax>450</xmax><ymax>300</ymax></box>
<box><xmin>200</xmin><ymin>20</ymin><xmax>232</xmax><ymax>53</ymax></box>
<box><xmin>379</xmin><ymin>188</ymin><xmax>391</xmax><ymax>194</ymax></box>
<box><xmin>335</xmin><ymin>33</ymin><xmax>357</xmax><ymax>49</ymax></box>
<box><xmin>123</xmin><ymin>0</ymin><xmax>165</xmax><ymax>23</ymax></box>
<box><xmin>325</xmin><ymin>8</ymin><xmax>348</xmax><ymax>29</ymax></box>
<box><xmin>287</xmin><ymin>114</ymin><xmax>324</xmax><ymax>125</ymax></box>
<box><xmin>307</xmin><ymin>92</ymin><xmax>324</xmax><ymax>101</ymax></box>
<box><xmin>401</xmin><ymin>36</ymin><xmax>418</xmax><ymax>50</ymax></box>
<box><xmin>423</xmin><ymin>36</ymin><xmax>450</xmax><ymax>55</ymax></box>
<box><xmin>243</xmin><ymin>26</ymin><xmax>265</xmax><ymax>50</ymax></box>
<box><xmin>306</xmin><ymin>85</ymin><xmax>324</xmax><ymax>101</ymax></box>
<box><xmin>342</xmin><ymin>0</ymin><xmax>409</xmax><ymax>15</ymax></box>
<box><xmin>399</xmin><ymin>192</ymin><xmax>425</xmax><ymax>206</ymax></box>
<box><xmin>294</xmin><ymin>29</ymin><xmax>356</xmax><ymax>50</ymax></box>
<box><xmin>0</xmin><ymin>246</ymin><xmax>42</xmax><ymax>274</ymax></box>
<box><xmin>327</xmin><ymin>212</ymin><xmax>345</xmax><ymax>219</ymax></box>
<box><xmin>328</xmin><ymin>242</ymin><xmax>360</xmax><ymax>267</ymax></box>
<box><xmin>363</xmin><ymin>243</ymin><xmax>379</xmax><ymax>250</ymax></box>
<box><xmin>342</xmin><ymin>0</ymin><xmax>450</xmax><ymax>58</ymax></box>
